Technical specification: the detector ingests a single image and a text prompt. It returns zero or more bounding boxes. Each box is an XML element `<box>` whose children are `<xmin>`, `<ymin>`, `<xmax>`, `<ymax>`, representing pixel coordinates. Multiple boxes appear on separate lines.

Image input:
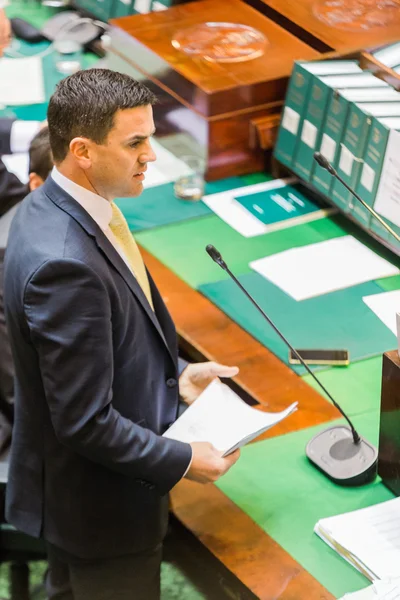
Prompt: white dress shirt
<box><xmin>51</xmin><ymin>167</ymin><xmax>193</xmax><ymax>476</ymax></box>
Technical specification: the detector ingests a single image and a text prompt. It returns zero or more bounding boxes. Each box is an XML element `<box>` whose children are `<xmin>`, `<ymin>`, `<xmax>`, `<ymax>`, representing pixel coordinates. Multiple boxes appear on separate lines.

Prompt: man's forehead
<box><xmin>113</xmin><ymin>106</ymin><xmax>154</xmax><ymax>134</ymax></box>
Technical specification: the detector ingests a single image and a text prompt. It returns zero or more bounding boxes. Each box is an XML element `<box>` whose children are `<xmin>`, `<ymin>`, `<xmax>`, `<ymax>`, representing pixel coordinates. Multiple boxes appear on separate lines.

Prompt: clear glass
<box><xmin>53</xmin><ymin>39</ymin><xmax>82</xmax><ymax>75</ymax></box>
<box><xmin>313</xmin><ymin>0</ymin><xmax>400</xmax><ymax>31</ymax></box>
<box><xmin>171</xmin><ymin>22</ymin><xmax>268</xmax><ymax>63</ymax></box>
<box><xmin>174</xmin><ymin>156</ymin><xmax>205</xmax><ymax>202</ymax></box>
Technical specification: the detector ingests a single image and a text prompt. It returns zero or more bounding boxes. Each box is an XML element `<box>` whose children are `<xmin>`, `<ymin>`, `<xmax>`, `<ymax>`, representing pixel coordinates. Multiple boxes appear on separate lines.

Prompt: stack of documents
<box><xmin>339</xmin><ymin>577</ymin><xmax>400</xmax><ymax>599</ymax></box>
<box><xmin>163</xmin><ymin>379</ymin><xmax>297</xmax><ymax>456</ymax></box>
<box><xmin>315</xmin><ymin>497</ymin><xmax>400</xmax><ymax>581</ymax></box>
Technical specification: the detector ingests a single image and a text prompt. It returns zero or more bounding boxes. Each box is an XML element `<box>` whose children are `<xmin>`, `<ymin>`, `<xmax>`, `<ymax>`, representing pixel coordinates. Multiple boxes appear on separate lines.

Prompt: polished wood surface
<box><xmin>107</xmin><ymin>43</ymin><xmax>283</xmax><ymax>179</ymax></box>
<box><xmin>110</xmin><ymin>0</ymin><xmax>319</xmax><ymax>117</ymax></box>
<box><xmin>378</xmin><ymin>351</ymin><xmax>400</xmax><ymax>496</ymax></box>
<box><xmin>171</xmin><ymin>480</ymin><xmax>334</xmax><ymax>600</ymax></box>
<box><xmin>142</xmin><ymin>248</ymin><xmax>339</xmax><ymax>437</ymax></box>
<box><xmin>246</xmin><ymin>0</ymin><xmax>400</xmax><ymax>52</ymax></box>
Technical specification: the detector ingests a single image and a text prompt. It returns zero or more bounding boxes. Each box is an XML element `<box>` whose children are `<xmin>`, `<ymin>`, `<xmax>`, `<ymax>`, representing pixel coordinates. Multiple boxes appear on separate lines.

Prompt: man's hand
<box><xmin>0</xmin><ymin>9</ymin><xmax>11</xmax><ymax>58</ymax></box>
<box><xmin>179</xmin><ymin>361</ymin><xmax>239</xmax><ymax>406</ymax></box>
<box><xmin>185</xmin><ymin>442</ymin><xmax>240</xmax><ymax>484</ymax></box>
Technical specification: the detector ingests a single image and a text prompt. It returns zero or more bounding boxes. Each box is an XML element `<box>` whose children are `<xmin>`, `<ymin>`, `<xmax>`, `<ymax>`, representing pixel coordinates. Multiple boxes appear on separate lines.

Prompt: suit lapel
<box><xmin>43</xmin><ymin>178</ymin><xmax>175</xmax><ymax>363</ymax></box>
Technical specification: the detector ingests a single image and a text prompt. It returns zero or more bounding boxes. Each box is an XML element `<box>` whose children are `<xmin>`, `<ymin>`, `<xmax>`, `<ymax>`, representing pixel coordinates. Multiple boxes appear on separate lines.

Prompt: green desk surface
<box><xmin>217</xmin><ymin>413</ymin><xmax>394</xmax><ymax>598</ymax></box>
<box><xmin>302</xmin><ymin>356</ymin><xmax>383</xmax><ymax>418</ymax></box>
<box><xmin>376</xmin><ymin>274</ymin><xmax>400</xmax><ymax>292</ymax></box>
<box><xmin>199</xmin><ymin>273</ymin><xmax>397</xmax><ymax>374</ymax></box>
<box><xmin>116</xmin><ymin>177</ymin><xmax>245</xmax><ymax>233</ymax></box>
<box><xmin>137</xmin><ymin>215</ymin><xmax>349</xmax><ymax>289</ymax></box>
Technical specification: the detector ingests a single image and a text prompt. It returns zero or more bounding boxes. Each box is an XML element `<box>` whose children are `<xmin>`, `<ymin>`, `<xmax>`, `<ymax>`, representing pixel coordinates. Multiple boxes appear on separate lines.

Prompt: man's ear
<box><xmin>29</xmin><ymin>172</ymin><xmax>44</xmax><ymax>191</ymax></box>
<box><xmin>69</xmin><ymin>137</ymin><xmax>93</xmax><ymax>169</ymax></box>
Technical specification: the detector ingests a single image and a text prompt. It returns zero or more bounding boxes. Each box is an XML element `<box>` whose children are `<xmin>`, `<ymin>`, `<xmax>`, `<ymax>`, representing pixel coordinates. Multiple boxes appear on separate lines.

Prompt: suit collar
<box><xmin>51</xmin><ymin>167</ymin><xmax>112</xmax><ymax>233</ymax></box>
<box><xmin>42</xmin><ymin>177</ymin><xmax>175</xmax><ymax>364</ymax></box>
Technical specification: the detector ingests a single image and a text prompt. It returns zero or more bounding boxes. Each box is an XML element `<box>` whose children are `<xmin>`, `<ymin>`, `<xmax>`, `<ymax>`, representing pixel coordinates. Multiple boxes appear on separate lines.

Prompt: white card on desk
<box><xmin>202</xmin><ymin>179</ymin><xmax>297</xmax><ymax>238</ymax></box>
<box><xmin>0</xmin><ymin>56</ymin><xmax>45</xmax><ymax>106</ymax></box>
<box><xmin>363</xmin><ymin>290</ymin><xmax>400</xmax><ymax>335</ymax></box>
<box><xmin>250</xmin><ymin>236</ymin><xmax>399</xmax><ymax>301</ymax></box>
<box><xmin>163</xmin><ymin>379</ymin><xmax>297</xmax><ymax>456</ymax></box>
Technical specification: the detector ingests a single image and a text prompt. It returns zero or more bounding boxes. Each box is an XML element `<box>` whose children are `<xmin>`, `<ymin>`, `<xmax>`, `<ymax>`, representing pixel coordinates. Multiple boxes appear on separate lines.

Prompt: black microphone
<box><xmin>314</xmin><ymin>152</ymin><xmax>400</xmax><ymax>242</ymax></box>
<box><xmin>206</xmin><ymin>244</ymin><xmax>378</xmax><ymax>486</ymax></box>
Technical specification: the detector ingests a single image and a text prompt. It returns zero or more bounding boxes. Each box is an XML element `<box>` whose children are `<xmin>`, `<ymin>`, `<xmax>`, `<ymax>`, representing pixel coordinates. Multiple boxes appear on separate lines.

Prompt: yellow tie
<box><xmin>109</xmin><ymin>202</ymin><xmax>154</xmax><ymax>310</ymax></box>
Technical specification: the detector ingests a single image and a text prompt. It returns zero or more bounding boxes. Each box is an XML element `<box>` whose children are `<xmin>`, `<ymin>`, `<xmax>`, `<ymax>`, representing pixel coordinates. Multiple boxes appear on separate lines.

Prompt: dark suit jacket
<box><xmin>3</xmin><ymin>176</ymin><xmax>192</xmax><ymax>559</ymax></box>
<box><xmin>0</xmin><ymin>118</ymin><xmax>28</xmax><ymax>218</ymax></box>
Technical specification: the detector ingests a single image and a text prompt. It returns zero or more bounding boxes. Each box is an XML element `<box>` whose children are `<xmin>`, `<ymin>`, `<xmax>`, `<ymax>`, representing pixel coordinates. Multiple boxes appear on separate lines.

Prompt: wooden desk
<box><xmin>109</xmin><ymin>0</ymin><xmax>319</xmax><ymax>179</ymax></box>
<box><xmin>142</xmin><ymin>248</ymin><xmax>338</xmax><ymax>598</ymax></box>
<box><xmin>246</xmin><ymin>0</ymin><xmax>400</xmax><ymax>52</ymax></box>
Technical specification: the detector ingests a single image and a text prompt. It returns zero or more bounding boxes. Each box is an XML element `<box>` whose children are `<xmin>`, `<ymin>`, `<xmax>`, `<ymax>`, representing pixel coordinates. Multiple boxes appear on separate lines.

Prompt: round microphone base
<box><xmin>306</xmin><ymin>425</ymin><xmax>378</xmax><ymax>486</ymax></box>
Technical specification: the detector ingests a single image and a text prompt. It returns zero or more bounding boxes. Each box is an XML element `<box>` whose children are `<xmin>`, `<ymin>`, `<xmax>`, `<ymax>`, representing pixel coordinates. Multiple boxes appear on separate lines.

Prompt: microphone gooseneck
<box><xmin>313</xmin><ymin>153</ymin><xmax>400</xmax><ymax>243</ymax></box>
<box><xmin>206</xmin><ymin>244</ymin><xmax>361</xmax><ymax>445</ymax></box>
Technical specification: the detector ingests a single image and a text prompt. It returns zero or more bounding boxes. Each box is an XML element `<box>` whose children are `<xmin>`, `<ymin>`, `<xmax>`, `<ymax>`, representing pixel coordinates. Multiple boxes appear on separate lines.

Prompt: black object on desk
<box><xmin>10</xmin><ymin>18</ymin><xmax>47</xmax><ymax>43</ymax></box>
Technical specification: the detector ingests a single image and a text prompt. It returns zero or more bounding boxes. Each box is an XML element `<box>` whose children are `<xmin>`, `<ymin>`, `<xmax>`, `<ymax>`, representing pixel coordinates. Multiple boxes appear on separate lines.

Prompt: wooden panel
<box><xmin>378</xmin><ymin>351</ymin><xmax>400</xmax><ymax>496</ymax></box>
<box><xmin>110</xmin><ymin>0</ymin><xmax>319</xmax><ymax>117</ymax></box>
<box><xmin>142</xmin><ymin>248</ymin><xmax>339</xmax><ymax>436</ymax></box>
<box><xmin>171</xmin><ymin>479</ymin><xmax>334</xmax><ymax>599</ymax></box>
<box><xmin>247</xmin><ymin>0</ymin><xmax>400</xmax><ymax>52</ymax></box>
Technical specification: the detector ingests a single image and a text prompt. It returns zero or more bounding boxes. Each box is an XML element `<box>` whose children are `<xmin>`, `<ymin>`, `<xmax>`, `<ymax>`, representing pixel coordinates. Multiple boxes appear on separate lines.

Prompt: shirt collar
<box><xmin>51</xmin><ymin>167</ymin><xmax>112</xmax><ymax>232</ymax></box>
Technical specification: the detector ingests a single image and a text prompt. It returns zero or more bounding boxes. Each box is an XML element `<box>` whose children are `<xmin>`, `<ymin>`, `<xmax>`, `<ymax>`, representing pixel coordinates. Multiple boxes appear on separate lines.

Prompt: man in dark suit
<box><xmin>3</xmin><ymin>68</ymin><xmax>240</xmax><ymax>600</ymax></box>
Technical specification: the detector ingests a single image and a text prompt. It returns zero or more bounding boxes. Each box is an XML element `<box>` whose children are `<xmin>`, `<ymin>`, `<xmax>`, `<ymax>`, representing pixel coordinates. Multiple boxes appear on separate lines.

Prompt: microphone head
<box><xmin>313</xmin><ymin>152</ymin><xmax>336</xmax><ymax>175</ymax></box>
<box><xmin>206</xmin><ymin>244</ymin><xmax>221</xmax><ymax>261</ymax></box>
<box><xmin>205</xmin><ymin>245</ymin><xmax>227</xmax><ymax>270</ymax></box>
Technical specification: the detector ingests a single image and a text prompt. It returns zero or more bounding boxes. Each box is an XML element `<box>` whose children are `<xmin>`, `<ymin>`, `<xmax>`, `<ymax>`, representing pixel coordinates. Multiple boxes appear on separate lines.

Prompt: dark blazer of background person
<box><xmin>0</xmin><ymin>118</ymin><xmax>31</xmax><ymax>453</ymax></box>
<box><xmin>0</xmin><ymin>119</ymin><xmax>29</xmax><ymax>218</ymax></box>
<box><xmin>4</xmin><ymin>174</ymin><xmax>192</xmax><ymax>559</ymax></box>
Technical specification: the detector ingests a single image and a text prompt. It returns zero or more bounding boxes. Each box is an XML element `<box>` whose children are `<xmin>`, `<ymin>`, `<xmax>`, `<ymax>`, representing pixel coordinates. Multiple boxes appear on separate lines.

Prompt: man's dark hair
<box><xmin>28</xmin><ymin>127</ymin><xmax>53</xmax><ymax>181</ymax></box>
<box><xmin>47</xmin><ymin>69</ymin><xmax>157</xmax><ymax>163</ymax></box>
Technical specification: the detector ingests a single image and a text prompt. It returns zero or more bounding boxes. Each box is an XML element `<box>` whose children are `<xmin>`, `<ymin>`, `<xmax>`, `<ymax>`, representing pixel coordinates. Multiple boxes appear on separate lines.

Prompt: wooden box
<box><xmin>245</xmin><ymin>0</ymin><xmax>400</xmax><ymax>53</ymax></box>
<box><xmin>109</xmin><ymin>0</ymin><xmax>319</xmax><ymax>180</ymax></box>
<box><xmin>379</xmin><ymin>351</ymin><xmax>400</xmax><ymax>497</ymax></box>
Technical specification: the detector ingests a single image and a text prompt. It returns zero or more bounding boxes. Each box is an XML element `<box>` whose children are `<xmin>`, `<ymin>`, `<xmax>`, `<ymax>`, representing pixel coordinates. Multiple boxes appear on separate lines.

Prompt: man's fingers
<box><xmin>223</xmin><ymin>448</ymin><xmax>241</xmax><ymax>466</ymax></box>
<box><xmin>208</xmin><ymin>363</ymin><xmax>239</xmax><ymax>378</ymax></box>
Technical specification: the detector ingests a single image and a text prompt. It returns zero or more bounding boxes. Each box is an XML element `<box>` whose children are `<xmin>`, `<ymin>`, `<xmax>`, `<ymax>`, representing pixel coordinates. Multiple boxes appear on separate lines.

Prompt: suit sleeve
<box><xmin>0</xmin><ymin>158</ymin><xmax>28</xmax><ymax>218</ymax></box>
<box><xmin>24</xmin><ymin>258</ymin><xmax>192</xmax><ymax>495</ymax></box>
<box><xmin>0</xmin><ymin>118</ymin><xmax>14</xmax><ymax>155</ymax></box>
<box><xmin>0</xmin><ymin>118</ymin><xmax>41</xmax><ymax>155</ymax></box>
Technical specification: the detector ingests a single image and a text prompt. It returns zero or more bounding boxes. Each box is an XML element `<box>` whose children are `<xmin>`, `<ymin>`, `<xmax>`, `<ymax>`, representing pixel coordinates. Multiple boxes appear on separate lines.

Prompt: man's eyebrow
<box><xmin>125</xmin><ymin>129</ymin><xmax>156</xmax><ymax>142</ymax></box>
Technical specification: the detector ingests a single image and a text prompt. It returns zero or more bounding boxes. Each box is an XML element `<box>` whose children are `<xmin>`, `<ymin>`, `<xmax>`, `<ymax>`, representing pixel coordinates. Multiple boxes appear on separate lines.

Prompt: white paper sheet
<box><xmin>250</xmin><ymin>236</ymin><xmax>399</xmax><ymax>301</ymax></box>
<box><xmin>0</xmin><ymin>56</ymin><xmax>45</xmax><ymax>106</ymax></box>
<box><xmin>2</xmin><ymin>153</ymin><xmax>29</xmax><ymax>184</ymax></box>
<box><xmin>363</xmin><ymin>290</ymin><xmax>400</xmax><ymax>335</ymax></box>
<box><xmin>163</xmin><ymin>379</ymin><xmax>297</xmax><ymax>456</ymax></box>
<box><xmin>202</xmin><ymin>178</ymin><xmax>296</xmax><ymax>238</ymax></box>
<box><xmin>315</xmin><ymin>497</ymin><xmax>400</xmax><ymax>581</ymax></box>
